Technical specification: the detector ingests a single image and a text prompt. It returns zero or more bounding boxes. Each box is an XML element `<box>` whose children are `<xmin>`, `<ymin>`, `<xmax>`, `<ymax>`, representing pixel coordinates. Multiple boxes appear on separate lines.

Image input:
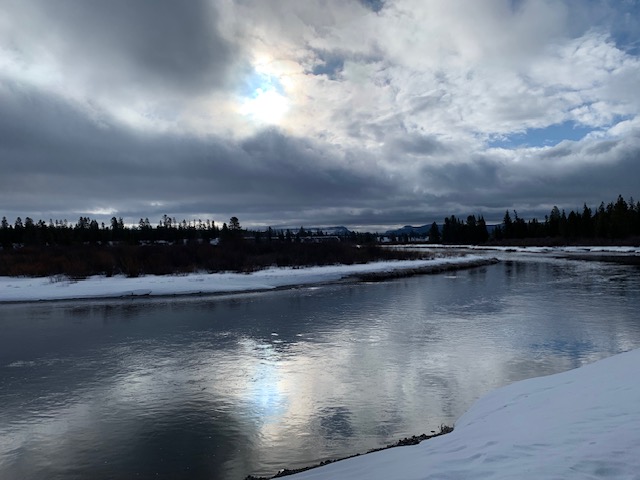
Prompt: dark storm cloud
<box><xmin>238</xmin><ymin>130</ymin><xmax>390</xmax><ymax>201</ymax></box>
<box><xmin>563</xmin><ymin>141</ymin><xmax>640</xmax><ymax>200</ymax></box>
<box><xmin>7</xmin><ymin>0</ymin><xmax>237</xmax><ymax>95</ymax></box>
<box><xmin>422</xmin><ymin>157</ymin><xmax>503</xmax><ymax>192</ymax></box>
<box><xmin>390</xmin><ymin>134</ymin><xmax>449</xmax><ymax>156</ymax></box>
<box><xmin>432</xmin><ymin>138</ymin><xmax>640</xmax><ymax>221</ymax></box>
<box><xmin>0</xmin><ymin>83</ymin><xmax>161</xmax><ymax>180</ymax></box>
<box><xmin>0</xmin><ymin>81</ymin><xmax>397</xmax><ymax>224</ymax></box>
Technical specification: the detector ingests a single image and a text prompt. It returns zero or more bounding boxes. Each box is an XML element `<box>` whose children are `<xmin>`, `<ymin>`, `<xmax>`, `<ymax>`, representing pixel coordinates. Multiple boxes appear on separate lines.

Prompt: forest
<box><xmin>0</xmin><ymin>215</ymin><xmax>379</xmax><ymax>248</ymax></box>
<box><xmin>399</xmin><ymin>195</ymin><xmax>640</xmax><ymax>244</ymax></box>
<box><xmin>0</xmin><ymin>215</ymin><xmax>409</xmax><ymax>278</ymax></box>
<box><xmin>0</xmin><ymin>195</ymin><xmax>638</xmax><ymax>278</ymax></box>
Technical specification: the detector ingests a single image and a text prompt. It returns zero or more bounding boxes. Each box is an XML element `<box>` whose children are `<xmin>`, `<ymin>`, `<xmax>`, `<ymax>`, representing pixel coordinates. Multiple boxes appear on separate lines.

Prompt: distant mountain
<box><xmin>385</xmin><ymin>223</ymin><xmax>500</xmax><ymax>237</ymax></box>
<box><xmin>318</xmin><ymin>226</ymin><xmax>352</xmax><ymax>236</ymax></box>
<box><xmin>384</xmin><ymin>224</ymin><xmax>433</xmax><ymax>237</ymax></box>
<box><xmin>266</xmin><ymin>225</ymin><xmax>353</xmax><ymax>236</ymax></box>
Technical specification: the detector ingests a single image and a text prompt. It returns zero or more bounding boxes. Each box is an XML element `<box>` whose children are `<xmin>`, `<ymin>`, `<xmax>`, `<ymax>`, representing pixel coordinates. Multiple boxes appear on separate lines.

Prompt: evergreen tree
<box><xmin>611</xmin><ymin>195</ymin><xmax>630</xmax><ymax>238</ymax></box>
<box><xmin>502</xmin><ymin>210</ymin><xmax>513</xmax><ymax>238</ymax></box>
<box><xmin>428</xmin><ymin>222</ymin><xmax>440</xmax><ymax>243</ymax></box>
<box><xmin>512</xmin><ymin>211</ymin><xmax>527</xmax><ymax>239</ymax></box>
<box><xmin>634</xmin><ymin>201</ymin><xmax>640</xmax><ymax>235</ymax></box>
<box><xmin>0</xmin><ymin>216</ymin><xmax>9</xmax><ymax>248</ymax></box>
<box><xmin>581</xmin><ymin>204</ymin><xmax>593</xmax><ymax>238</ymax></box>
<box><xmin>595</xmin><ymin>202</ymin><xmax>608</xmax><ymax>238</ymax></box>
<box><xmin>548</xmin><ymin>206</ymin><xmax>561</xmax><ymax>237</ymax></box>
<box><xmin>229</xmin><ymin>216</ymin><xmax>241</xmax><ymax>231</ymax></box>
<box><xmin>566</xmin><ymin>211</ymin><xmax>580</xmax><ymax>238</ymax></box>
<box><xmin>477</xmin><ymin>216</ymin><xmax>489</xmax><ymax>243</ymax></box>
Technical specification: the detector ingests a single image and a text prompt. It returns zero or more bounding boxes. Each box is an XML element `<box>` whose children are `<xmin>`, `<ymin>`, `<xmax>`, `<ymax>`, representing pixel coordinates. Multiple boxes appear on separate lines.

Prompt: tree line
<box><xmin>0</xmin><ymin>213</ymin><xmax>383</xmax><ymax>249</ymax></box>
<box><xmin>492</xmin><ymin>195</ymin><xmax>640</xmax><ymax>242</ymax></box>
<box><xmin>0</xmin><ymin>214</ymin><xmax>392</xmax><ymax>277</ymax></box>
<box><xmin>427</xmin><ymin>215</ymin><xmax>490</xmax><ymax>244</ymax></box>
<box><xmin>1</xmin><ymin>194</ymin><xmax>639</xmax><ymax>250</ymax></box>
<box><xmin>392</xmin><ymin>194</ymin><xmax>640</xmax><ymax>244</ymax></box>
<box><xmin>0</xmin><ymin>215</ymin><xmax>228</xmax><ymax>248</ymax></box>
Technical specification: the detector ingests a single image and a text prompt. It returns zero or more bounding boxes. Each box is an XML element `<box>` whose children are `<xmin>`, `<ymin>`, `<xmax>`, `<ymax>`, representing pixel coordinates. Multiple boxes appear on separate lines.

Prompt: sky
<box><xmin>1</xmin><ymin>0</ymin><xmax>640</xmax><ymax>231</ymax></box>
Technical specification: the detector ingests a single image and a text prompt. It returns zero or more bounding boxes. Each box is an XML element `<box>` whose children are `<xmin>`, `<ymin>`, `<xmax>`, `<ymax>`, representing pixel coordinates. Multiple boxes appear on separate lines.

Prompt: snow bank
<box><xmin>397</xmin><ymin>244</ymin><xmax>640</xmax><ymax>255</ymax></box>
<box><xmin>0</xmin><ymin>255</ymin><xmax>487</xmax><ymax>303</ymax></box>
<box><xmin>289</xmin><ymin>348</ymin><xmax>640</xmax><ymax>480</ymax></box>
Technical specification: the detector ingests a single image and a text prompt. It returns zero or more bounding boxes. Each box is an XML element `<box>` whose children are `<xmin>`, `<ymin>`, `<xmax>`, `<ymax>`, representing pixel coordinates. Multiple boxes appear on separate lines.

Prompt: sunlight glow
<box><xmin>238</xmin><ymin>52</ymin><xmax>294</xmax><ymax>127</ymax></box>
<box><xmin>240</xmin><ymin>87</ymin><xmax>290</xmax><ymax>125</ymax></box>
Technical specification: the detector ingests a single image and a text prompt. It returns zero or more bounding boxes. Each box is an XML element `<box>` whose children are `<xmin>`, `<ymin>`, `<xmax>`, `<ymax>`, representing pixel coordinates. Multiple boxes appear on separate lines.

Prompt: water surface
<box><xmin>1</xmin><ymin>257</ymin><xmax>639</xmax><ymax>479</ymax></box>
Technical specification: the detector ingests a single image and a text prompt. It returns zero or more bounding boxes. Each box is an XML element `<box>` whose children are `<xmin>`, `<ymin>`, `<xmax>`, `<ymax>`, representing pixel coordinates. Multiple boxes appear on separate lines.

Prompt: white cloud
<box><xmin>1</xmin><ymin>0</ymin><xmax>640</xmax><ymax>228</ymax></box>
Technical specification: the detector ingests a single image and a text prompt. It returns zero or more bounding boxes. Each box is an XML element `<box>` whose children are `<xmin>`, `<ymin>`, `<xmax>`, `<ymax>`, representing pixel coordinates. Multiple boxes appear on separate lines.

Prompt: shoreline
<box><xmin>347</xmin><ymin>257</ymin><xmax>499</xmax><ymax>281</ymax></box>
<box><xmin>555</xmin><ymin>253</ymin><xmax>640</xmax><ymax>265</ymax></box>
<box><xmin>264</xmin><ymin>349</ymin><xmax>640</xmax><ymax>480</ymax></box>
<box><xmin>3</xmin><ymin>245</ymin><xmax>639</xmax><ymax>305</ymax></box>
<box><xmin>0</xmin><ymin>256</ymin><xmax>498</xmax><ymax>305</ymax></box>
<box><xmin>245</xmin><ymin>426</ymin><xmax>455</xmax><ymax>480</ymax></box>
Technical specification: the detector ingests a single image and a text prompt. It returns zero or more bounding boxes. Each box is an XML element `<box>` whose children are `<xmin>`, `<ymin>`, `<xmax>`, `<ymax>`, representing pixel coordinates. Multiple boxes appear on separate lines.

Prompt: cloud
<box><xmin>2</xmin><ymin>0</ymin><xmax>237</xmax><ymax>94</ymax></box>
<box><xmin>0</xmin><ymin>81</ymin><xmax>400</xmax><ymax>226</ymax></box>
<box><xmin>359</xmin><ymin>0</ymin><xmax>385</xmax><ymax>13</ymax></box>
<box><xmin>1</xmin><ymin>0</ymin><xmax>639</xmax><ymax>230</ymax></box>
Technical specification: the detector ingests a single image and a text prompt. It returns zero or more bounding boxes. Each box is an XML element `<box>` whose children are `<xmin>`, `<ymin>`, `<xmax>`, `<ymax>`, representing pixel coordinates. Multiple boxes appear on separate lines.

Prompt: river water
<box><xmin>1</xmin><ymin>255</ymin><xmax>639</xmax><ymax>479</ymax></box>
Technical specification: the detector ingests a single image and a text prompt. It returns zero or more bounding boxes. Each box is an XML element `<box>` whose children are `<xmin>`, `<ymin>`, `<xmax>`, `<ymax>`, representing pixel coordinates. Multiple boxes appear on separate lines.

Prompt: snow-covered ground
<box><xmin>477</xmin><ymin>245</ymin><xmax>640</xmax><ymax>255</ymax></box>
<box><xmin>0</xmin><ymin>255</ymin><xmax>486</xmax><ymax>303</ymax></box>
<box><xmin>289</xmin><ymin>348</ymin><xmax>640</xmax><ymax>480</ymax></box>
<box><xmin>395</xmin><ymin>244</ymin><xmax>640</xmax><ymax>255</ymax></box>
<box><xmin>2</xmin><ymin>246</ymin><xmax>637</xmax><ymax>303</ymax></box>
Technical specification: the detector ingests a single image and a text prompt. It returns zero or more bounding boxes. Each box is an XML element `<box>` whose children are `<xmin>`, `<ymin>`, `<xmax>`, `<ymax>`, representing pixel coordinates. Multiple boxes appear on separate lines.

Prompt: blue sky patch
<box><xmin>242</xmin><ymin>72</ymin><xmax>285</xmax><ymax>99</ymax></box>
<box><xmin>488</xmin><ymin>121</ymin><xmax>595</xmax><ymax>148</ymax></box>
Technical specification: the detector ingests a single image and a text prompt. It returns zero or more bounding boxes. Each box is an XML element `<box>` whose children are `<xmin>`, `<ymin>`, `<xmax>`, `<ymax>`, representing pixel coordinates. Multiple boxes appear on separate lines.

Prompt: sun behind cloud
<box><xmin>240</xmin><ymin>86</ymin><xmax>289</xmax><ymax>125</ymax></box>
<box><xmin>239</xmin><ymin>60</ymin><xmax>291</xmax><ymax>126</ymax></box>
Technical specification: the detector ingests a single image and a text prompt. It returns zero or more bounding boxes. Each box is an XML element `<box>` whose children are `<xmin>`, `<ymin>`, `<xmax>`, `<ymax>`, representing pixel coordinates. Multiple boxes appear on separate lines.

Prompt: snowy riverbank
<box><xmin>287</xmin><ymin>348</ymin><xmax>640</xmax><ymax>480</ymax></box>
<box><xmin>392</xmin><ymin>244</ymin><xmax>640</xmax><ymax>256</ymax></box>
<box><xmin>0</xmin><ymin>254</ymin><xmax>491</xmax><ymax>303</ymax></box>
<box><xmin>3</xmin><ymin>246</ymin><xmax>638</xmax><ymax>304</ymax></box>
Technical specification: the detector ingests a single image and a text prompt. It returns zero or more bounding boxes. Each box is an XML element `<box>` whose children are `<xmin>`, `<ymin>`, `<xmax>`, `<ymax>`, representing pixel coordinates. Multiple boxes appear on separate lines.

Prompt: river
<box><xmin>1</xmin><ymin>255</ymin><xmax>639</xmax><ymax>479</ymax></box>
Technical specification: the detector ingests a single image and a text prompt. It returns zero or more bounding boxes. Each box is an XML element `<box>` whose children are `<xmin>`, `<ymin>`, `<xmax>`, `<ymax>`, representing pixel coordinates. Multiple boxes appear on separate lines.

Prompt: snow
<box><xmin>396</xmin><ymin>244</ymin><xmax>640</xmax><ymax>255</ymax></box>
<box><xmin>0</xmin><ymin>255</ymin><xmax>487</xmax><ymax>303</ymax></box>
<box><xmin>2</xmin><ymin>246</ymin><xmax>637</xmax><ymax>303</ymax></box>
<box><xmin>288</xmin><ymin>348</ymin><xmax>640</xmax><ymax>480</ymax></box>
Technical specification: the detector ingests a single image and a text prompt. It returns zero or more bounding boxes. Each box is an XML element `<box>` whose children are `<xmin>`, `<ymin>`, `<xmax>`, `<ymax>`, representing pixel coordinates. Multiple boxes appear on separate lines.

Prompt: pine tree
<box><xmin>428</xmin><ymin>222</ymin><xmax>441</xmax><ymax>243</ymax></box>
